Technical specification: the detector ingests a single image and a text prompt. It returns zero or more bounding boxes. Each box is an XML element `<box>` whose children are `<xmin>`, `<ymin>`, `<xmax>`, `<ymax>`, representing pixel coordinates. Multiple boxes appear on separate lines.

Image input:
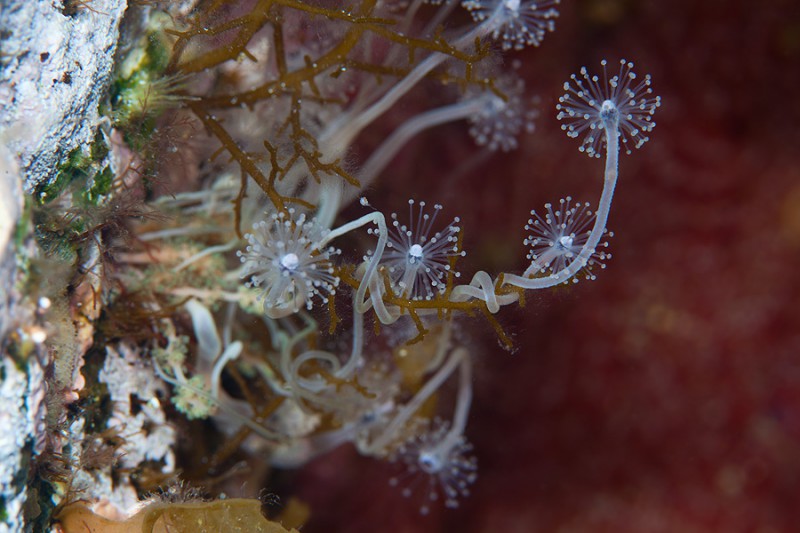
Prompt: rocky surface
<box><xmin>0</xmin><ymin>1</ymin><xmax>126</xmax><ymax>529</ymax></box>
<box><xmin>0</xmin><ymin>0</ymin><xmax>127</xmax><ymax>194</ymax></box>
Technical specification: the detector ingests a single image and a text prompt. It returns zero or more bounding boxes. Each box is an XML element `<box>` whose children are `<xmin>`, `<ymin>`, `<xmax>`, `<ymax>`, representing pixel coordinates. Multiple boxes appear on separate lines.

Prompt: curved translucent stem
<box><xmin>169</xmin><ymin>287</ymin><xmax>248</xmax><ymax>304</ymax></box>
<box><xmin>320</xmin><ymin>25</ymin><xmax>485</xmax><ymax>174</ymax></box>
<box><xmin>221</xmin><ymin>302</ymin><xmax>236</xmax><ymax>348</ymax></box>
<box><xmin>289</xmin><ymin>350</ymin><xmax>342</xmax><ymax>392</ymax></box>
<box><xmin>315</xmin><ymin>178</ymin><xmax>344</xmax><ymax>230</ymax></box>
<box><xmin>435</xmin><ymin>347</ymin><xmax>472</xmax><ymax>455</ymax></box>
<box><xmin>279</xmin><ymin>313</ymin><xmax>320</xmax><ymax>394</ymax></box>
<box><xmin>173</xmin><ymin>240</ymin><xmax>238</xmax><ymax>273</ymax></box>
<box><xmin>367</xmin><ymin>271</ymin><xmax>397</xmax><ymax>324</ymax></box>
<box><xmin>366</xmin><ymin>346</ymin><xmax>463</xmax><ymax>455</ymax></box>
<box><xmin>319</xmin><ymin>211</ymin><xmax>388</xmax><ymax>316</ymax></box>
<box><xmin>321</xmin><ymin>211</ymin><xmax>383</xmax><ymax>244</ymax></box>
<box><xmin>449</xmin><ymin>270</ymin><xmax>517</xmax><ymax>313</ymax></box>
<box><xmin>503</xmin><ymin>118</ymin><xmax>620</xmax><ymax>290</ymax></box>
<box><xmin>139</xmin><ymin>226</ymin><xmax>228</xmax><ymax>242</ymax></box>
<box><xmin>283</xmin><ymin>294</ymin><xmax>367</xmax><ymax>393</ymax></box>
<box><xmin>423</xmin><ymin>0</ymin><xmax>460</xmax><ymax>37</ymax></box>
<box><xmin>358</xmin><ymin>98</ymin><xmax>485</xmax><ymax>190</ymax></box>
<box><xmin>401</xmin><ymin>0</ymin><xmax>427</xmax><ymax>30</ymax></box>
<box><xmin>336</xmin><ymin>298</ymin><xmax>365</xmax><ymax>379</ymax></box>
<box><xmin>210</xmin><ymin>341</ymin><xmax>243</xmax><ymax>401</ymax></box>
<box><xmin>185</xmin><ymin>299</ymin><xmax>221</xmax><ymax>366</ymax></box>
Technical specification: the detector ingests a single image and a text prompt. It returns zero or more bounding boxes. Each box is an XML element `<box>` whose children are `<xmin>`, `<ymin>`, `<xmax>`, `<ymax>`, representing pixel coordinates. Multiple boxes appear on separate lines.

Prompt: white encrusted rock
<box><xmin>0</xmin><ymin>0</ymin><xmax>128</xmax><ymax>194</ymax></box>
<box><xmin>0</xmin><ymin>140</ymin><xmax>22</xmax><ymax>339</ymax></box>
<box><xmin>0</xmin><ymin>357</ymin><xmax>46</xmax><ymax>532</ymax></box>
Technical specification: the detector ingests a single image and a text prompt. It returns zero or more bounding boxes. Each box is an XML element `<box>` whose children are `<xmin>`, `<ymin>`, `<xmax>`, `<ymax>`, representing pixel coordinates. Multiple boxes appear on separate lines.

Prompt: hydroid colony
<box><xmin>13</xmin><ymin>0</ymin><xmax>660</xmax><ymax>523</ymax></box>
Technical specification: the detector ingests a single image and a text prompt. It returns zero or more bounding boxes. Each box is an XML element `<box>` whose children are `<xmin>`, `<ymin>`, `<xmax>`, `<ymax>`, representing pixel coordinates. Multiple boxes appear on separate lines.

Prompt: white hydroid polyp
<box><xmin>467</xmin><ymin>73</ymin><xmax>538</xmax><ymax>152</ymax></box>
<box><xmin>380</xmin><ymin>199</ymin><xmax>465</xmax><ymax>300</ymax></box>
<box><xmin>238</xmin><ymin>209</ymin><xmax>341</xmax><ymax>314</ymax></box>
<box><xmin>390</xmin><ymin>419</ymin><xmax>478</xmax><ymax>515</ymax></box>
<box><xmin>524</xmin><ymin>197</ymin><xmax>612</xmax><ymax>282</ymax></box>
<box><xmin>556</xmin><ymin>59</ymin><xmax>662</xmax><ymax>158</ymax></box>
<box><xmin>463</xmin><ymin>0</ymin><xmax>561</xmax><ymax>51</ymax></box>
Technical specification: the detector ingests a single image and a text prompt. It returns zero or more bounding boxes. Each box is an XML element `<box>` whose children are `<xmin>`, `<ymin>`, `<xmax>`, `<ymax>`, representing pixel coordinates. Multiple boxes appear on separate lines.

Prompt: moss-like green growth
<box><xmin>34</xmin><ymin>218</ymin><xmax>80</xmax><ymax>262</ymax></box>
<box><xmin>110</xmin><ymin>25</ymin><xmax>175</xmax><ymax>137</ymax></box>
<box><xmin>111</xmin><ymin>69</ymin><xmax>150</xmax><ymax>126</ymax></box>
<box><xmin>83</xmin><ymin>165</ymin><xmax>114</xmax><ymax>205</ymax></box>
<box><xmin>13</xmin><ymin>197</ymin><xmax>34</xmax><ymax>290</ymax></box>
<box><xmin>35</xmin><ymin>148</ymin><xmax>91</xmax><ymax>205</ymax></box>
<box><xmin>14</xmin><ymin>196</ymin><xmax>32</xmax><ymax>250</ymax></box>
<box><xmin>89</xmin><ymin>129</ymin><xmax>109</xmax><ymax>161</ymax></box>
<box><xmin>146</xmin><ymin>29</ymin><xmax>171</xmax><ymax>75</ymax></box>
<box><xmin>35</xmin><ymin>130</ymin><xmax>113</xmax><ymax>207</ymax></box>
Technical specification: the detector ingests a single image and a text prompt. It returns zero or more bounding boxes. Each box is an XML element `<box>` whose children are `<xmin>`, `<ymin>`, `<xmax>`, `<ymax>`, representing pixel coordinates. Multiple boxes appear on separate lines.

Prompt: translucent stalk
<box><xmin>358</xmin><ymin>98</ymin><xmax>486</xmax><ymax>190</ymax></box>
<box><xmin>504</xmin><ymin>112</ymin><xmax>620</xmax><ymax>290</ymax></box>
